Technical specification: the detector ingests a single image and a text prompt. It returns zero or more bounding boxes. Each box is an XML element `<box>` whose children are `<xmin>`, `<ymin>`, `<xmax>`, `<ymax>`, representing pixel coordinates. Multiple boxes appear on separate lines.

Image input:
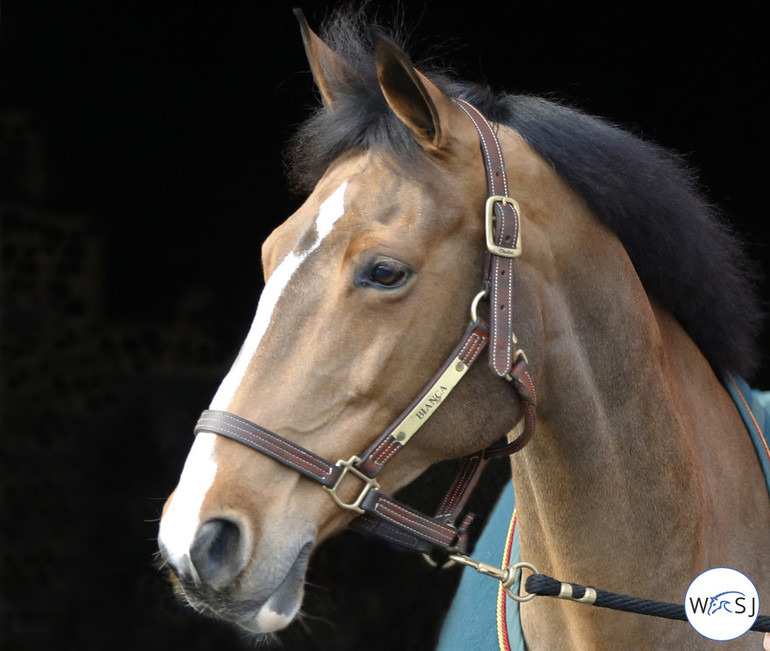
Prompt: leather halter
<box><xmin>194</xmin><ymin>101</ymin><xmax>537</xmax><ymax>556</ymax></box>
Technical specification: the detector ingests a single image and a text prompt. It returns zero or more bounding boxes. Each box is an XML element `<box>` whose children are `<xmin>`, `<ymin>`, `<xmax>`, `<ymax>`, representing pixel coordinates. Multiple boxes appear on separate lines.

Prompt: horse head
<box><xmin>157</xmin><ymin>13</ymin><xmax>534</xmax><ymax>635</ymax></box>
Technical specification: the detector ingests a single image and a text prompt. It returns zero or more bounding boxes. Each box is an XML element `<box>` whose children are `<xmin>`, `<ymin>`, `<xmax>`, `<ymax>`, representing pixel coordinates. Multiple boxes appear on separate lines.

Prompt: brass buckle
<box><xmin>324</xmin><ymin>456</ymin><xmax>380</xmax><ymax>514</ymax></box>
<box><xmin>485</xmin><ymin>195</ymin><xmax>522</xmax><ymax>258</ymax></box>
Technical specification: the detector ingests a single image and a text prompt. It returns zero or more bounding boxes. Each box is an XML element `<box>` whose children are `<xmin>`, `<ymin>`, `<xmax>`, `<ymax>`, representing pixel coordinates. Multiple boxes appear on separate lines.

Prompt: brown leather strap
<box><xmin>454</xmin><ymin>100</ymin><xmax>520</xmax><ymax>378</ymax></box>
<box><xmin>358</xmin><ymin>489</ymin><xmax>464</xmax><ymax>549</ymax></box>
<box><xmin>348</xmin><ymin>509</ymin><xmax>472</xmax><ymax>554</ymax></box>
<box><xmin>484</xmin><ymin>357</ymin><xmax>537</xmax><ymax>457</ymax></box>
<box><xmin>453</xmin><ymin>100</ymin><xmax>537</xmax><ymax>455</ymax></box>
<box><xmin>356</xmin><ymin>319</ymin><xmax>489</xmax><ymax>477</ymax></box>
<box><xmin>434</xmin><ymin>453</ymin><xmax>489</xmax><ymax>524</ymax></box>
<box><xmin>196</xmin><ymin>410</ymin><xmax>340</xmax><ymax>488</ymax></box>
<box><xmin>195</xmin><ymin>409</ymin><xmax>474</xmax><ymax>553</ymax></box>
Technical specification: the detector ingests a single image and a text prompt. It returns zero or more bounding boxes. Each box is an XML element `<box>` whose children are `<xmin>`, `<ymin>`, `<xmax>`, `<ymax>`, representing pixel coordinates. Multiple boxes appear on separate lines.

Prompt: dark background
<box><xmin>1</xmin><ymin>1</ymin><xmax>767</xmax><ymax>649</ymax></box>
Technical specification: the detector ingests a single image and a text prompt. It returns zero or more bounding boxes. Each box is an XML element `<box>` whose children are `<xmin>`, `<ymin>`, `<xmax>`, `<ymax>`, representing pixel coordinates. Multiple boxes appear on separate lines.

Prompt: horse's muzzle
<box><xmin>160</xmin><ymin>521</ymin><xmax>314</xmax><ymax>634</ymax></box>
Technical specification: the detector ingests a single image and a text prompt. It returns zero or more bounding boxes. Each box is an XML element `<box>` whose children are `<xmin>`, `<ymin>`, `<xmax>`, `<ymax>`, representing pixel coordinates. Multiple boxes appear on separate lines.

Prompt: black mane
<box><xmin>285</xmin><ymin>12</ymin><xmax>763</xmax><ymax>378</ymax></box>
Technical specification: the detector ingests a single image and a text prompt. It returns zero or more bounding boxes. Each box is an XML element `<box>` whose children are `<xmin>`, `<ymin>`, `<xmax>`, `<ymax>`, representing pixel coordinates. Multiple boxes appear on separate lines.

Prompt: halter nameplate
<box><xmin>391</xmin><ymin>357</ymin><xmax>469</xmax><ymax>446</ymax></box>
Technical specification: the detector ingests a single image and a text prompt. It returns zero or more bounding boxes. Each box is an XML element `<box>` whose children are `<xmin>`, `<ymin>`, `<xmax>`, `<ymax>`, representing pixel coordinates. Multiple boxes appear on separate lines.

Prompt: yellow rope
<box><xmin>496</xmin><ymin>507</ymin><xmax>518</xmax><ymax>650</ymax></box>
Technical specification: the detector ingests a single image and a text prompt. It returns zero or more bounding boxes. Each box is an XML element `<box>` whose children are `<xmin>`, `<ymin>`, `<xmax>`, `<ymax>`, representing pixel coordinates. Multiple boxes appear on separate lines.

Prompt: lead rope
<box><xmin>524</xmin><ymin>573</ymin><xmax>770</xmax><ymax>633</ymax></box>
<box><xmin>456</xmin><ymin>557</ymin><xmax>770</xmax><ymax>634</ymax></box>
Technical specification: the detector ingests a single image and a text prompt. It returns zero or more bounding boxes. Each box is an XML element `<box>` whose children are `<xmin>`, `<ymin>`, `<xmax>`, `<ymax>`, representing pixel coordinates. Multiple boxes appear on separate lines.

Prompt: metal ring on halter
<box><xmin>470</xmin><ymin>290</ymin><xmax>487</xmax><ymax>323</ymax></box>
<box><xmin>421</xmin><ymin>552</ymin><xmax>456</xmax><ymax>570</ymax></box>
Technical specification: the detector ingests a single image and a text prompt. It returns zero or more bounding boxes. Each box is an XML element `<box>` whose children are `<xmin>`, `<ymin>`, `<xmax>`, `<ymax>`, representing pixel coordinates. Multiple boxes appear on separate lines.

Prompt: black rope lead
<box><xmin>525</xmin><ymin>573</ymin><xmax>770</xmax><ymax>634</ymax></box>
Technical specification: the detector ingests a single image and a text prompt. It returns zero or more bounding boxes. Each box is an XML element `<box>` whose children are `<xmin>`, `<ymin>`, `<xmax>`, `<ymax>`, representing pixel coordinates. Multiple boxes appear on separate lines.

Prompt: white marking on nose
<box><xmin>210</xmin><ymin>180</ymin><xmax>348</xmax><ymax>411</ymax></box>
<box><xmin>255</xmin><ymin>605</ymin><xmax>298</xmax><ymax>633</ymax></box>
<box><xmin>158</xmin><ymin>432</ymin><xmax>219</xmax><ymax>570</ymax></box>
<box><xmin>158</xmin><ymin>181</ymin><xmax>348</xmax><ymax>565</ymax></box>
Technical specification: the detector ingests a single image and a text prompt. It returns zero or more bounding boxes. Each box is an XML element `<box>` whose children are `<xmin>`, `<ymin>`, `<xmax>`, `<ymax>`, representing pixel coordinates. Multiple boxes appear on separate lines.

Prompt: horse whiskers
<box><xmin>153</xmin><ymin>553</ymin><xmax>169</xmax><ymax>572</ymax></box>
<box><xmin>292</xmin><ymin>607</ymin><xmax>335</xmax><ymax>636</ymax></box>
<box><xmin>240</xmin><ymin>629</ymin><xmax>279</xmax><ymax>650</ymax></box>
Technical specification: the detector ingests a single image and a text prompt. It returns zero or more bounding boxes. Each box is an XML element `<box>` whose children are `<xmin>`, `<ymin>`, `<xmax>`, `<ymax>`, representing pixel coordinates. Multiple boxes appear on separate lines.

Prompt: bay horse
<box><xmin>158</xmin><ymin>10</ymin><xmax>769</xmax><ymax>649</ymax></box>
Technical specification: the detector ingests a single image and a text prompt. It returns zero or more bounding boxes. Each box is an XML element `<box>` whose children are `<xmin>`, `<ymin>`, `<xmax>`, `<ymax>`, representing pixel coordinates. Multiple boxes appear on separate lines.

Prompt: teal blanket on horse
<box><xmin>437</xmin><ymin>374</ymin><xmax>770</xmax><ymax>650</ymax></box>
<box><xmin>436</xmin><ymin>481</ymin><xmax>523</xmax><ymax>650</ymax></box>
<box><xmin>722</xmin><ymin>373</ymin><xmax>770</xmax><ymax>499</ymax></box>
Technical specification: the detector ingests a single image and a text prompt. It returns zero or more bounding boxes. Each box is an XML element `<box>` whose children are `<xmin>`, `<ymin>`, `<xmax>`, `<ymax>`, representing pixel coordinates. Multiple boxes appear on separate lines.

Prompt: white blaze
<box><xmin>158</xmin><ymin>181</ymin><xmax>348</xmax><ymax>563</ymax></box>
<box><xmin>158</xmin><ymin>432</ymin><xmax>218</xmax><ymax>570</ymax></box>
<box><xmin>210</xmin><ymin>179</ymin><xmax>347</xmax><ymax>410</ymax></box>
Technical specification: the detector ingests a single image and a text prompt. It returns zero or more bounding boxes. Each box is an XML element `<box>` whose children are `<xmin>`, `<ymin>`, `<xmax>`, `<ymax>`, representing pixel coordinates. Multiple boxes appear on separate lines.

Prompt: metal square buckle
<box><xmin>324</xmin><ymin>456</ymin><xmax>380</xmax><ymax>514</ymax></box>
<box><xmin>485</xmin><ymin>195</ymin><xmax>522</xmax><ymax>258</ymax></box>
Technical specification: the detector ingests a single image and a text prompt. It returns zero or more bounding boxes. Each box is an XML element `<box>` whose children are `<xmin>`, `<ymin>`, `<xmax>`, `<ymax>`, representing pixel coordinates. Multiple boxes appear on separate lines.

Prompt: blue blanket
<box><xmin>436</xmin><ymin>481</ymin><xmax>524</xmax><ymax>650</ymax></box>
<box><xmin>722</xmin><ymin>372</ymin><xmax>770</xmax><ymax>499</ymax></box>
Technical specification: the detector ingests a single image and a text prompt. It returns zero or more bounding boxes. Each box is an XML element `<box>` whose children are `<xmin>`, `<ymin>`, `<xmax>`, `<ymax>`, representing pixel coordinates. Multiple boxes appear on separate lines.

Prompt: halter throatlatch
<box><xmin>194</xmin><ymin>102</ymin><xmax>537</xmax><ymax>561</ymax></box>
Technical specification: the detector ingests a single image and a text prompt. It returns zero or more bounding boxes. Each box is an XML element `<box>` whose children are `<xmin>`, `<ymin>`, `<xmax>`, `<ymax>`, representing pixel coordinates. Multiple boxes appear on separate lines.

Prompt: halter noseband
<box><xmin>194</xmin><ymin>101</ymin><xmax>537</xmax><ymax>557</ymax></box>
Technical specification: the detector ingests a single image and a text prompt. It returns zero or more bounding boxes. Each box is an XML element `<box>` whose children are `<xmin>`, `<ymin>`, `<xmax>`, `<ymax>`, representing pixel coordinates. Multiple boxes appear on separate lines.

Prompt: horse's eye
<box><xmin>371</xmin><ymin>262</ymin><xmax>406</xmax><ymax>286</ymax></box>
<box><xmin>359</xmin><ymin>259</ymin><xmax>411</xmax><ymax>289</ymax></box>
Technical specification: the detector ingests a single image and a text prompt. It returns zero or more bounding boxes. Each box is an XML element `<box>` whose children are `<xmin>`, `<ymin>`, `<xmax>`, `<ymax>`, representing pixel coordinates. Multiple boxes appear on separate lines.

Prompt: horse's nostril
<box><xmin>190</xmin><ymin>518</ymin><xmax>247</xmax><ymax>589</ymax></box>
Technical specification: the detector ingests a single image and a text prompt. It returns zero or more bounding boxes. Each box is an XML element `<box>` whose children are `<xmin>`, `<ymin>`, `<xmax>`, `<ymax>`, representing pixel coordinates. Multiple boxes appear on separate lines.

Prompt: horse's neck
<box><xmin>512</xmin><ymin>236</ymin><xmax>695</xmax><ymax>554</ymax></box>
<box><xmin>512</xmin><ymin>296</ymin><xmax>702</xmax><ymax>569</ymax></box>
<box><xmin>507</xmin><ymin>216</ymin><xmax>770</xmax><ymax>648</ymax></box>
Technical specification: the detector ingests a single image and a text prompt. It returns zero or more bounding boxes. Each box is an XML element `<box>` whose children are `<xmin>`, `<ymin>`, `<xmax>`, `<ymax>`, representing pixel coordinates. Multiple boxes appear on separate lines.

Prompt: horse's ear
<box><xmin>294</xmin><ymin>8</ymin><xmax>353</xmax><ymax>107</ymax></box>
<box><xmin>371</xmin><ymin>29</ymin><xmax>460</xmax><ymax>150</ymax></box>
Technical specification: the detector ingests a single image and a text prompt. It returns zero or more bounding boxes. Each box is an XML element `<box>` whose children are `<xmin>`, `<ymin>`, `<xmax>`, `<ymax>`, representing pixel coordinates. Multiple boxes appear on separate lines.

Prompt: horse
<box><xmin>157</xmin><ymin>9</ymin><xmax>769</xmax><ymax>649</ymax></box>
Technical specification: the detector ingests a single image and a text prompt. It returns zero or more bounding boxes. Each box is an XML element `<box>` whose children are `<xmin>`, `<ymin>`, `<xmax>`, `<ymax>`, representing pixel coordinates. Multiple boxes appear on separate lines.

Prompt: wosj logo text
<box><xmin>689</xmin><ymin>590</ymin><xmax>757</xmax><ymax>618</ymax></box>
<box><xmin>685</xmin><ymin>568</ymin><xmax>759</xmax><ymax>641</ymax></box>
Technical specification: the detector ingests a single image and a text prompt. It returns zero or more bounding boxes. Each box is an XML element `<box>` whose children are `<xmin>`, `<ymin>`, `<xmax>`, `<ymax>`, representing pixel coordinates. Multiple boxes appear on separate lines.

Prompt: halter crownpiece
<box><xmin>194</xmin><ymin>102</ymin><xmax>536</xmax><ymax>557</ymax></box>
<box><xmin>454</xmin><ymin>99</ymin><xmax>522</xmax><ymax>379</ymax></box>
